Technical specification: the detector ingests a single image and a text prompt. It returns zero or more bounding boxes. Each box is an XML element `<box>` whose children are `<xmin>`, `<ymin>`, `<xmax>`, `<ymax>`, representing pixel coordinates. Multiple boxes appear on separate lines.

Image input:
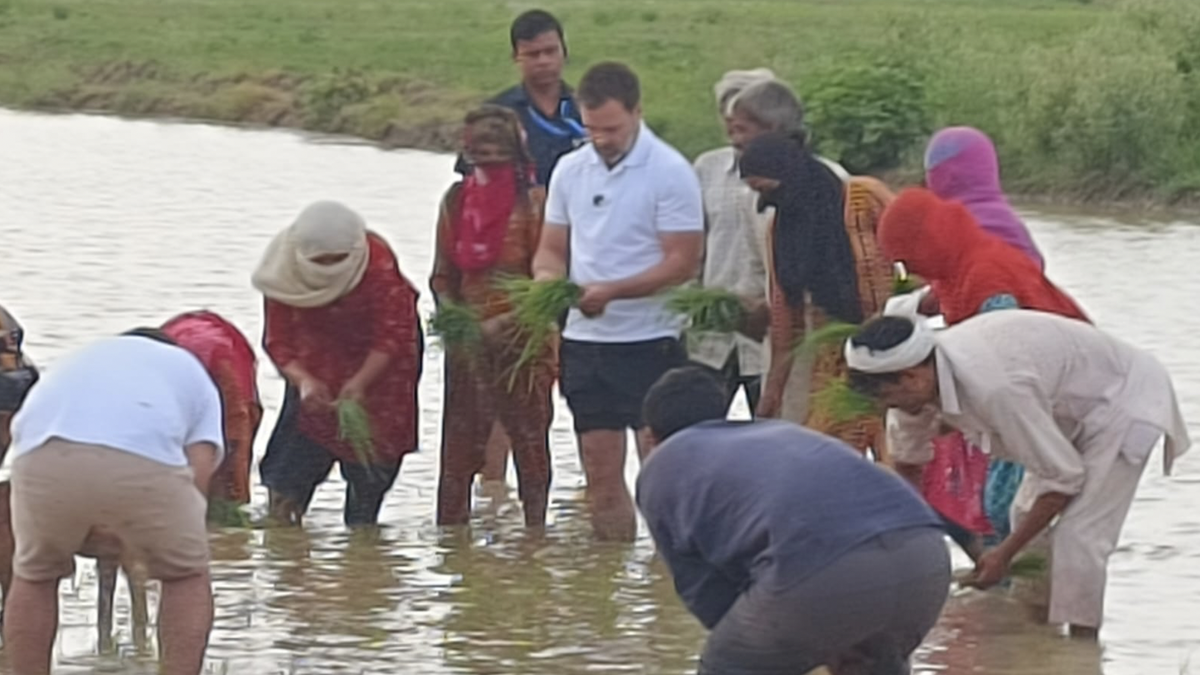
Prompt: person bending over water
<box><xmin>847</xmin><ymin>307</ymin><xmax>1189</xmax><ymax>639</ymax></box>
<box><xmin>162</xmin><ymin>310</ymin><xmax>264</xmax><ymax>508</ymax></box>
<box><xmin>253</xmin><ymin>201</ymin><xmax>422</xmax><ymax>527</ymax></box>
<box><xmin>6</xmin><ymin>329</ymin><xmax>225</xmax><ymax>675</ymax></box>
<box><xmin>637</xmin><ymin>366</ymin><xmax>949</xmax><ymax>674</ymax></box>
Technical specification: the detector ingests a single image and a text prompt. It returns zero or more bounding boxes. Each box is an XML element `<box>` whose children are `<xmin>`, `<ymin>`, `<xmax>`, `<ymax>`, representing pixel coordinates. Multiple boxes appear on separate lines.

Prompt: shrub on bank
<box><xmin>802</xmin><ymin>62</ymin><xmax>930</xmax><ymax>176</ymax></box>
<box><xmin>998</xmin><ymin>0</ymin><xmax>1200</xmax><ymax>197</ymax></box>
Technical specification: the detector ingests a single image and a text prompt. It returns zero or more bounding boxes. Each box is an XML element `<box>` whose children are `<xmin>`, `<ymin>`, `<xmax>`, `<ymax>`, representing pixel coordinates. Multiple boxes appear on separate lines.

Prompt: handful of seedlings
<box><xmin>337</xmin><ymin>398</ymin><xmax>378</xmax><ymax>467</ymax></box>
<box><xmin>813</xmin><ymin>378</ymin><xmax>879</xmax><ymax>423</ymax></box>
<box><xmin>666</xmin><ymin>285</ymin><xmax>746</xmax><ymax>335</ymax></box>
<box><xmin>498</xmin><ymin>276</ymin><xmax>581</xmax><ymax>389</ymax></box>
<box><xmin>429</xmin><ymin>300</ymin><xmax>483</xmax><ymax>352</ymax></box>
<box><xmin>794</xmin><ymin>321</ymin><xmax>862</xmax><ymax>358</ymax></box>
<box><xmin>1009</xmin><ymin>553</ymin><xmax>1049</xmax><ymax>579</ymax></box>
<box><xmin>206</xmin><ymin>498</ymin><xmax>254</xmax><ymax>529</ymax></box>
<box><xmin>892</xmin><ymin>261</ymin><xmax>920</xmax><ymax>295</ymax></box>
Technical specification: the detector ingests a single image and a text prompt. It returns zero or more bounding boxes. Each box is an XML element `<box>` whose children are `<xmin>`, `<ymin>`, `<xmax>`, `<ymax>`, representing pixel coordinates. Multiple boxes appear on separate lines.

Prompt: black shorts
<box><xmin>560</xmin><ymin>337</ymin><xmax>688</xmax><ymax>433</ymax></box>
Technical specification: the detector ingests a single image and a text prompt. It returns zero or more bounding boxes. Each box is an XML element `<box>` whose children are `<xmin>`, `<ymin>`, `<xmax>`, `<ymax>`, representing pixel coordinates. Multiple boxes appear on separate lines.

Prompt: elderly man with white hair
<box><xmin>844</xmin><ymin>293</ymin><xmax>1190</xmax><ymax>639</ymax></box>
<box><xmin>689</xmin><ymin>68</ymin><xmax>777</xmax><ymax>413</ymax></box>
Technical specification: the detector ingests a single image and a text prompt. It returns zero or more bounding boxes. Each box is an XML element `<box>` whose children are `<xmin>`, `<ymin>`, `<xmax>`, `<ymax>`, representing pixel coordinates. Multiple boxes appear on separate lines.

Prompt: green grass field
<box><xmin>0</xmin><ymin>0</ymin><xmax>1197</xmax><ymax>201</ymax></box>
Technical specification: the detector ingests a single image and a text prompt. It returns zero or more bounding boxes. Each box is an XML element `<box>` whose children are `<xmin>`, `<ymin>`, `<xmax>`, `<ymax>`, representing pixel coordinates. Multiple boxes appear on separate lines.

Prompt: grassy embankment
<box><xmin>0</xmin><ymin>0</ymin><xmax>1198</xmax><ymax>203</ymax></box>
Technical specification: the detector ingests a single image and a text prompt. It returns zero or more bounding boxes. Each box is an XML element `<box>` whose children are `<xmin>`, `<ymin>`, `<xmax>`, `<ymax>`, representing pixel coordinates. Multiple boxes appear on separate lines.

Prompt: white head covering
<box><xmin>251</xmin><ymin>201</ymin><xmax>370</xmax><ymax>308</ymax></box>
<box><xmin>714</xmin><ymin>68</ymin><xmax>777</xmax><ymax>110</ymax></box>
<box><xmin>845</xmin><ymin>287</ymin><xmax>940</xmax><ymax>373</ymax></box>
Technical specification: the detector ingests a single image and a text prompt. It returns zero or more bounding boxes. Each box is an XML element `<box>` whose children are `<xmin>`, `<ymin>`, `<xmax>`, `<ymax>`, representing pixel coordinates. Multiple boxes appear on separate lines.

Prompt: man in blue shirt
<box><xmin>455</xmin><ymin>10</ymin><xmax>586</xmax><ymax>186</ymax></box>
<box><xmin>637</xmin><ymin>366</ymin><xmax>950</xmax><ymax>675</ymax></box>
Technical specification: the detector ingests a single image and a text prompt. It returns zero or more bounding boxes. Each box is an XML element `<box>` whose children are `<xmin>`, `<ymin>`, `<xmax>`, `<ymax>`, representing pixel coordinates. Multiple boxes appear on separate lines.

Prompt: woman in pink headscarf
<box><xmin>924</xmin><ymin>126</ymin><xmax>1044</xmax><ymax>269</ymax></box>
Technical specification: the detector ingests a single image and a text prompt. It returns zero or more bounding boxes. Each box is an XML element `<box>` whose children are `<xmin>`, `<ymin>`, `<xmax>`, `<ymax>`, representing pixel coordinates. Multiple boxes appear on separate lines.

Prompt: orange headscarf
<box><xmin>878</xmin><ymin>188</ymin><xmax>1087</xmax><ymax>325</ymax></box>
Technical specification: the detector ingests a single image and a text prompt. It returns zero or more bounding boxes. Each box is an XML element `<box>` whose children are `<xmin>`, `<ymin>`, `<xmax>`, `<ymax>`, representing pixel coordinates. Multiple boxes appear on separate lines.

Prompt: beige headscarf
<box><xmin>714</xmin><ymin>68</ymin><xmax>777</xmax><ymax>112</ymax></box>
<box><xmin>252</xmin><ymin>201</ymin><xmax>370</xmax><ymax>308</ymax></box>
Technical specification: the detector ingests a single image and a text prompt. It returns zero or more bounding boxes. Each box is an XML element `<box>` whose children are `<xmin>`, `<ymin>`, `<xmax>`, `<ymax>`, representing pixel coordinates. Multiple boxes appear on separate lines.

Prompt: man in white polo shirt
<box><xmin>5</xmin><ymin>328</ymin><xmax>224</xmax><ymax>675</ymax></box>
<box><xmin>533</xmin><ymin>61</ymin><xmax>704</xmax><ymax>541</ymax></box>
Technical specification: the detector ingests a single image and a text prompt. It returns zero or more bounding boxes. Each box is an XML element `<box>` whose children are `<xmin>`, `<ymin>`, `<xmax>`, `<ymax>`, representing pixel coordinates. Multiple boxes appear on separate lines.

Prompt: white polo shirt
<box><xmin>11</xmin><ymin>335</ymin><xmax>226</xmax><ymax>467</ymax></box>
<box><xmin>545</xmin><ymin>123</ymin><xmax>704</xmax><ymax>343</ymax></box>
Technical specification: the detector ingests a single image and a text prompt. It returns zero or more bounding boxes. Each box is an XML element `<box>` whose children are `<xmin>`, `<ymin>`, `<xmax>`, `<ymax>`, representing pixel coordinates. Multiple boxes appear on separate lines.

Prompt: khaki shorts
<box><xmin>12</xmin><ymin>439</ymin><xmax>210</xmax><ymax>581</ymax></box>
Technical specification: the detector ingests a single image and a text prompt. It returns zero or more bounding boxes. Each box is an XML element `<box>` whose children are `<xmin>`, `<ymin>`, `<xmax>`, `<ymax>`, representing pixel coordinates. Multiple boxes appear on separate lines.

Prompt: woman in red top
<box><xmin>253</xmin><ymin>201</ymin><xmax>422</xmax><ymax>526</ymax></box>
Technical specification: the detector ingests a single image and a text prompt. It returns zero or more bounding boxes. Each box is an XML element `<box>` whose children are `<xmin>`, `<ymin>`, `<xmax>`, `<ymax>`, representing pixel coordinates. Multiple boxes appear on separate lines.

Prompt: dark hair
<box><xmin>510</xmin><ymin>10</ymin><xmax>566</xmax><ymax>55</ymax></box>
<box><xmin>643</xmin><ymin>365</ymin><xmax>728</xmax><ymax>441</ymax></box>
<box><xmin>578</xmin><ymin>62</ymin><xmax>640</xmax><ymax>111</ymax></box>
<box><xmin>845</xmin><ymin>316</ymin><xmax>931</xmax><ymax>397</ymax></box>
<box><xmin>122</xmin><ymin>327</ymin><xmax>178</xmax><ymax>346</ymax></box>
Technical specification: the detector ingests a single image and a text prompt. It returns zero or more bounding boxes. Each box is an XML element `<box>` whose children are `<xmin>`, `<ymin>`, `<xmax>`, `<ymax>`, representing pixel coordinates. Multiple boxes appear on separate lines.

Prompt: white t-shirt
<box><xmin>11</xmin><ymin>335</ymin><xmax>226</xmax><ymax>467</ymax></box>
<box><xmin>545</xmin><ymin>123</ymin><xmax>704</xmax><ymax>343</ymax></box>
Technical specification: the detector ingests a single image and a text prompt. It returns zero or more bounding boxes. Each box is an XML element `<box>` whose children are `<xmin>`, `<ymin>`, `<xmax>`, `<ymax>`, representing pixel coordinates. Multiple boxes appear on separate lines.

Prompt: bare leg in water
<box><xmin>477</xmin><ymin>422</ymin><xmax>511</xmax><ymax>501</ymax></box>
<box><xmin>579</xmin><ymin>429</ymin><xmax>635</xmax><ymax>541</ymax></box>
<box><xmin>159</xmin><ymin>571</ymin><xmax>214</xmax><ymax>675</ymax></box>
<box><xmin>3</xmin><ymin>577</ymin><xmax>58</xmax><ymax>675</ymax></box>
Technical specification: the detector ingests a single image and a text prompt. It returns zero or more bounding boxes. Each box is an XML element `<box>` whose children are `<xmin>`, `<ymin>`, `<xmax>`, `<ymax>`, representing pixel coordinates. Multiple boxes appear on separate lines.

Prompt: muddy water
<box><xmin>0</xmin><ymin>109</ymin><xmax>1197</xmax><ymax>674</ymax></box>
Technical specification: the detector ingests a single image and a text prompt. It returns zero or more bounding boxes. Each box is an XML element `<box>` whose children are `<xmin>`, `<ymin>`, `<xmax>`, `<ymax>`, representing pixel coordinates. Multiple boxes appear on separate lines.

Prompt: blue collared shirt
<box><xmin>455</xmin><ymin>82</ymin><xmax>587</xmax><ymax>187</ymax></box>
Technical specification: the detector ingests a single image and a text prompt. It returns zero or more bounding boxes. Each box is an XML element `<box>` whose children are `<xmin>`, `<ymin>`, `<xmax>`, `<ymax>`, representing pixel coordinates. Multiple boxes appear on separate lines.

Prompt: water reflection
<box><xmin>0</xmin><ymin>109</ymin><xmax>1197</xmax><ymax>674</ymax></box>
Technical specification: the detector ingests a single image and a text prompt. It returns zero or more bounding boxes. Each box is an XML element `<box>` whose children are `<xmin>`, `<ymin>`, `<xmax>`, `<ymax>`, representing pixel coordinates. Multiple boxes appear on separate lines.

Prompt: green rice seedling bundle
<box><xmin>207</xmin><ymin>498</ymin><xmax>253</xmax><ymax>528</ymax></box>
<box><xmin>429</xmin><ymin>300</ymin><xmax>483</xmax><ymax>352</ymax></box>
<box><xmin>892</xmin><ymin>261</ymin><xmax>920</xmax><ymax>295</ymax></box>
<box><xmin>498</xmin><ymin>276</ymin><xmax>581</xmax><ymax>388</ymax></box>
<box><xmin>1009</xmin><ymin>553</ymin><xmax>1049</xmax><ymax>579</ymax></box>
<box><xmin>812</xmin><ymin>377</ymin><xmax>879</xmax><ymax>423</ymax></box>
<box><xmin>794</xmin><ymin>321</ymin><xmax>862</xmax><ymax>358</ymax></box>
<box><xmin>337</xmin><ymin>398</ymin><xmax>378</xmax><ymax>466</ymax></box>
<box><xmin>666</xmin><ymin>285</ymin><xmax>745</xmax><ymax>335</ymax></box>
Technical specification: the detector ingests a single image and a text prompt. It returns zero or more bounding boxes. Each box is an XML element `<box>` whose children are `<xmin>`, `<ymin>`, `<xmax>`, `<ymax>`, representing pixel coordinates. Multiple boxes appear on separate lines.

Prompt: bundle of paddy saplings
<box><xmin>794</xmin><ymin>322</ymin><xmax>874</xmax><ymax>423</ymax></box>
<box><xmin>793</xmin><ymin>264</ymin><xmax>926</xmax><ymax>422</ymax></box>
<box><xmin>428</xmin><ymin>299</ymin><xmax>483</xmax><ymax>352</ymax></box>
<box><xmin>337</xmin><ymin>398</ymin><xmax>379</xmax><ymax>467</ymax></box>
<box><xmin>812</xmin><ymin>377</ymin><xmax>879</xmax><ymax>423</ymax></box>
<box><xmin>665</xmin><ymin>284</ymin><xmax>746</xmax><ymax>336</ymax></box>
<box><xmin>892</xmin><ymin>261</ymin><xmax>920</xmax><ymax>295</ymax></box>
<box><xmin>498</xmin><ymin>275</ymin><xmax>582</xmax><ymax>389</ymax></box>
<box><xmin>207</xmin><ymin>498</ymin><xmax>254</xmax><ymax>528</ymax></box>
<box><xmin>1008</xmin><ymin>553</ymin><xmax>1049</xmax><ymax>579</ymax></box>
<box><xmin>955</xmin><ymin>552</ymin><xmax>1049</xmax><ymax>586</ymax></box>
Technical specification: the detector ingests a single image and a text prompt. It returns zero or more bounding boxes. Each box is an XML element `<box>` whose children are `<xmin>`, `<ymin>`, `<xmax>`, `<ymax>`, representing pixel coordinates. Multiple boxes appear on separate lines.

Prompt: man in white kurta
<box><xmin>844</xmin><ymin>308</ymin><xmax>1190</xmax><ymax>636</ymax></box>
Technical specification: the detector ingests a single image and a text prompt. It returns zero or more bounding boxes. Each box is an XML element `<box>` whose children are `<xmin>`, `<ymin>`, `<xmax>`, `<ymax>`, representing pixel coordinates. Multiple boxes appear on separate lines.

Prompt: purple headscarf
<box><xmin>924</xmin><ymin>127</ymin><xmax>1044</xmax><ymax>269</ymax></box>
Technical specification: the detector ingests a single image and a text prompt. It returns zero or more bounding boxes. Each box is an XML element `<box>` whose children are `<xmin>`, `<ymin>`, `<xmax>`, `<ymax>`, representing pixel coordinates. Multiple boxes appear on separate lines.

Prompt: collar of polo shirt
<box><xmin>587</xmin><ymin>122</ymin><xmax>653</xmax><ymax>170</ymax></box>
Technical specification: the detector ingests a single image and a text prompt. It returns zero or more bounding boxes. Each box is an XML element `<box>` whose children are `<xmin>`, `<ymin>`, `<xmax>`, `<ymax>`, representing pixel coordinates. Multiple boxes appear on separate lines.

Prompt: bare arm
<box><xmin>604</xmin><ymin>231</ymin><xmax>703</xmax><ymax>301</ymax></box>
<box><xmin>532</xmin><ymin>224</ymin><xmax>569</xmax><ymax>281</ymax></box>
<box><xmin>185</xmin><ymin>441</ymin><xmax>222</xmax><ymax>496</ymax></box>
<box><xmin>577</xmin><ymin>231</ymin><xmax>703</xmax><ymax>318</ymax></box>
<box><xmin>969</xmin><ymin>491</ymin><xmax>1072</xmax><ymax>588</ymax></box>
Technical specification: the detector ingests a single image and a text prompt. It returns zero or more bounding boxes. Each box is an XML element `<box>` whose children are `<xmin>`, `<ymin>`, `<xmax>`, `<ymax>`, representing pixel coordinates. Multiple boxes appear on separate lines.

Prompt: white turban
<box><xmin>252</xmin><ymin>201</ymin><xmax>370</xmax><ymax>308</ymax></box>
<box><xmin>844</xmin><ymin>287</ymin><xmax>939</xmax><ymax>373</ymax></box>
<box><xmin>714</xmin><ymin>68</ymin><xmax>777</xmax><ymax>108</ymax></box>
